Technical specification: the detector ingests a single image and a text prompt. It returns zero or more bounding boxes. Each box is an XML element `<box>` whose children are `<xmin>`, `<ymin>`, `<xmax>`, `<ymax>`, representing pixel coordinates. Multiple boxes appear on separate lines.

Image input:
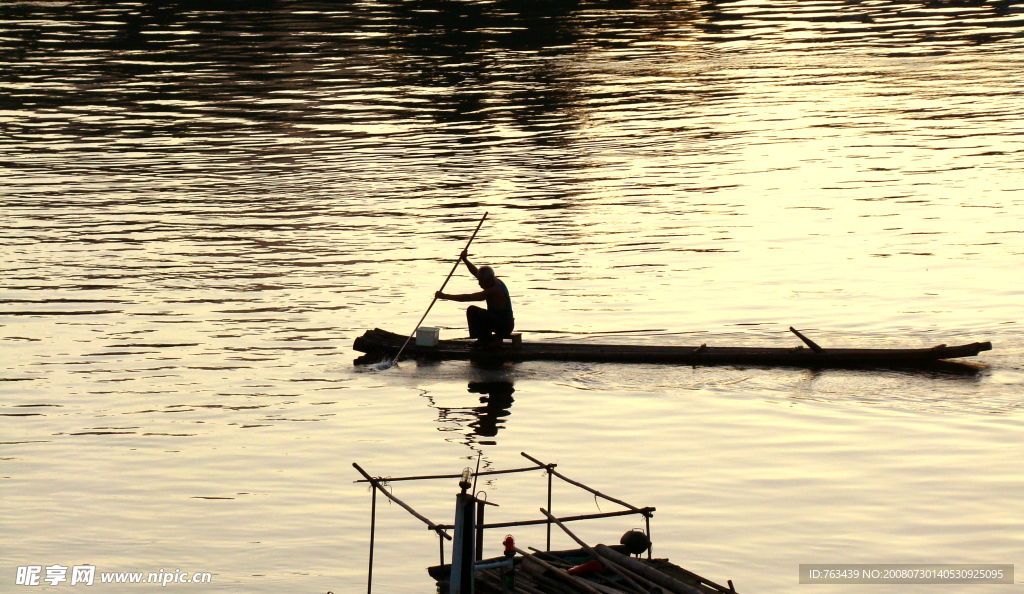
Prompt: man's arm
<box><xmin>461</xmin><ymin>249</ymin><xmax>480</xmax><ymax>279</ymax></box>
<box><xmin>436</xmin><ymin>290</ymin><xmax>486</xmax><ymax>302</ymax></box>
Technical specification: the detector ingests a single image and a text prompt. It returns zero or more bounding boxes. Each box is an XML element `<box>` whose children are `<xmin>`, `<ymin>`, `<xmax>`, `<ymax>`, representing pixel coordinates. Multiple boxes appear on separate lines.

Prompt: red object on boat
<box><xmin>503</xmin><ymin>535</ymin><xmax>515</xmax><ymax>556</ymax></box>
<box><xmin>567</xmin><ymin>560</ymin><xmax>603</xmax><ymax>576</ymax></box>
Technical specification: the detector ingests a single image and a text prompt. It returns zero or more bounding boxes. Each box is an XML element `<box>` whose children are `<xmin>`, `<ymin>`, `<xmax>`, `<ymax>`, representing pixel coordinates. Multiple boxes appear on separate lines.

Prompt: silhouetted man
<box><xmin>436</xmin><ymin>250</ymin><xmax>514</xmax><ymax>346</ymax></box>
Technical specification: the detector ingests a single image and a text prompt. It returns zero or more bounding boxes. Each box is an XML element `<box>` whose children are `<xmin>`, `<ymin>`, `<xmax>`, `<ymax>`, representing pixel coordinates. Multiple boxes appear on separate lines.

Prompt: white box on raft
<box><xmin>416</xmin><ymin>327</ymin><xmax>440</xmax><ymax>347</ymax></box>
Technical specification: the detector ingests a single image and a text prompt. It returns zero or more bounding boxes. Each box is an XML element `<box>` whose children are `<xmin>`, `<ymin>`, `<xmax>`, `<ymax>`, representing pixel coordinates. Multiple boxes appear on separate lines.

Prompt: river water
<box><xmin>2</xmin><ymin>1</ymin><xmax>1023</xmax><ymax>592</ymax></box>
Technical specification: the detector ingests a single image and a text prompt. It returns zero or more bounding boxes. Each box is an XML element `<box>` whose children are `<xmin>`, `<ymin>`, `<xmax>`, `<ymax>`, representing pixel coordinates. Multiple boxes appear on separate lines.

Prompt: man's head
<box><xmin>477</xmin><ymin>266</ymin><xmax>496</xmax><ymax>288</ymax></box>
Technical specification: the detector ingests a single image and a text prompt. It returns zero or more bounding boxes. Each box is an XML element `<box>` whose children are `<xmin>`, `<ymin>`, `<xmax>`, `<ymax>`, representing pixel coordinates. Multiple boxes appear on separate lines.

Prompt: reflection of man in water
<box><xmin>468</xmin><ymin>382</ymin><xmax>514</xmax><ymax>442</ymax></box>
<box><xmin>436</xmin><ymin>250</ymin><xmax>514</xmax><ymax>346</ymax></box>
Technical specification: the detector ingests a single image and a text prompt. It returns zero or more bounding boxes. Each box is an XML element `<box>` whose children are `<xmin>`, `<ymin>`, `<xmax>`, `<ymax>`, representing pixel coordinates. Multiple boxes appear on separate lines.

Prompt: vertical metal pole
<box><xmin>472</xmin><ymin>452</ymin><xmax>482</xmax><ymax>494</ymax></box>
<box><xmin>546</xmin><ymin>466</ymin><xmax>553</xmax><ymax>552</ymax></box>
<box><xmin>451</xmin><ymin>494</ymin><xmax>465</xmax><ymax>594</ymax></box>
<box><xmin>475</xmin><ymin>498</ymin><xmax>485</xmax><ymax>561</ymax></box>
<box><xmin>645</xmin><ymin>513</ymin><xmax>652</xmax><ymax>560</ymax></box>
<box><xmin>463</xmin><ymin>498</ymin><xmax>475</xmax><ymax>594</ymax></box>
<box><xmin>368</xmin><ymin>481</ymin><xmax>377</xmax><ymax>594</ymax></box>
<box><xmin>451</xmin><ymin>493</ymin><xmax>476</xmax><ymax>594</ymax></box>
<box><xmin>439</xmin><ymin>531</ymin><xmax>445</xmax><ymax>566</ymax></box>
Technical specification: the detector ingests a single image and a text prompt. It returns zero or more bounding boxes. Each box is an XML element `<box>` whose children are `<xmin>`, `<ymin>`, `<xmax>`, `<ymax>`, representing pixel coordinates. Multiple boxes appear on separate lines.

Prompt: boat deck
<box><xmin>433</xmin><ymin>551</ymin><xmax>734</xmax><ymax>594</ymax></box>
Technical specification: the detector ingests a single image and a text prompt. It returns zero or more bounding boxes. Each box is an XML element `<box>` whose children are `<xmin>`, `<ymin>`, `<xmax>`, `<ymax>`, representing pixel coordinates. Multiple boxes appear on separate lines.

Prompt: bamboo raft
<box><xmin>429</xmin><ymin>543</ymin><xmax>735</xmax><ymax>594</ymax></box>
<box><xmin>353</xmin><ymin>453</ymin><xmax>737</xmax><ymax>594</ymax></box>
<box><xmin>353</xmin><ymin>327</ymin><xmax>992</xmax><ymax>369</ymax></box>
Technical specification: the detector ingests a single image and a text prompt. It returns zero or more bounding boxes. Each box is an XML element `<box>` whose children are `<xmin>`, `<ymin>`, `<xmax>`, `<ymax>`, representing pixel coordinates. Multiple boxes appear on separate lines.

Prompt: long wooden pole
<box><xmin>352</xmin><ymin>463</ymin><xmax>452</xmax><ymax>540</ymax></box>
<box><xmin>391</xmin><ymin>212</ymin><xmax>488</xmax><ymax>365</ymax></box>
<box><xmin>522</xmin><ymin>452</ymin><xmax>645</xmax><ymax>513</ymax></box>
<box><xmin>354</xmin><ymin>464</ymin><xmax>545</xmax><ymax>483</ymax></box>
<box><xmin>437</xmin><ymin>507</ymin><xmax>655</xmax><ymax>531</ymax></box>
<box><xmin>539</xmin><ymin>509</ymin><xmax>651</xmax><ymax>594</ymax></box>
<box><xmin>546</xmin><ymin>464</ymin><xmax>553</xmax><ymax>551</ymax></box>
<box><xmin>645</xmin><ymin>514</ymin><xmax>652</xmax><ymax>560</ymax></box>
<box><xmin>367</xmin><ymin>482</ymin><xmax>376</xmax><ymax>594</ymax></box>
<box><xmin>789</xmin><ymin>326</ymin><xmax>823</xmax><ymax>353</ymax></box>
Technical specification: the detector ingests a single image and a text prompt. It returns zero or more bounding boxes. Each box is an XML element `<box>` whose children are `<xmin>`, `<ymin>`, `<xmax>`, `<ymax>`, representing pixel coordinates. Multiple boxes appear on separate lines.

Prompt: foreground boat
<box><xmin>353</xmin><ymin>453</ymin><xmax>737</xmax><ymax>594</ymax></box>
<box><xmin>427</xmin><ymin>543</ymin><xmax>736</xmax><ymax>594</ymax></box>
<box><xmin>353</xmin><ymin>327</ymin><xmax>992</xmax><ymax>369</ymax></box>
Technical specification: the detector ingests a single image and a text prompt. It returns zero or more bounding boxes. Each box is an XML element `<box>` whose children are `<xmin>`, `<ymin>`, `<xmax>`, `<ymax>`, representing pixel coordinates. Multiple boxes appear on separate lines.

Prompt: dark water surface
<box><xmin>2</xmin><ymin>1</ymin><xmax>1023</xmax><ymax>592</ymax></box>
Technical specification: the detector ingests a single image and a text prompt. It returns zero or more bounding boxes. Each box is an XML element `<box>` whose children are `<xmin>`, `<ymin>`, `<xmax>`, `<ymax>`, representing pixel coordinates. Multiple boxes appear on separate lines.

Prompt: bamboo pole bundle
<box><xmin>516</xmin><ymin>547</ymin><xmax>605</xmax><ymax>594</ymax></box>
<box><xmin>640</xmin><ymin>559</ymin><xmax>735</xmax><ymax>594</ymax></box>
<box><xmin>527</xmin><ymin>548</ymin><xmax>574</xmax><ymax>567</ymax></box>
<box><xmin>594</xmin><ymin>546</ymin><xmax>705</xmax><ymax>594</ymax></box>
<box><xmin>538</xmin><ymin>509</ymin><xmax>655</xmax><ymax>594</ymax></box>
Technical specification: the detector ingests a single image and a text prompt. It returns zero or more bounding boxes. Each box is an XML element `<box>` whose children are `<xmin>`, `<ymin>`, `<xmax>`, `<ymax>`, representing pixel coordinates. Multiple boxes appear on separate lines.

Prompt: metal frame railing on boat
<box><xmin>353</xmin><ymin>452</ymin><xmax>658</xmax><ymax>594</ymax></box>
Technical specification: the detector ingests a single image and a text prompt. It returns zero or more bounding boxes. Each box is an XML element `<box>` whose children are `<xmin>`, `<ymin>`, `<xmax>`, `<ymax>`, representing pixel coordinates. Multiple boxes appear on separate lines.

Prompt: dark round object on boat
<box><xmin>620</xmin><ymin>529</ymin><xmax>650</xmax><ymax>555</ymax></box>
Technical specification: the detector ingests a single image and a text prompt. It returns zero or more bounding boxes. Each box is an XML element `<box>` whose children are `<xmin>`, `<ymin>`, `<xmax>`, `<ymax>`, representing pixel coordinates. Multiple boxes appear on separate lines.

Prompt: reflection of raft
<box><xmin>353</xmin><ymin>327</ymin><xmax>992</xmax><ymax>369</ymax></box>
